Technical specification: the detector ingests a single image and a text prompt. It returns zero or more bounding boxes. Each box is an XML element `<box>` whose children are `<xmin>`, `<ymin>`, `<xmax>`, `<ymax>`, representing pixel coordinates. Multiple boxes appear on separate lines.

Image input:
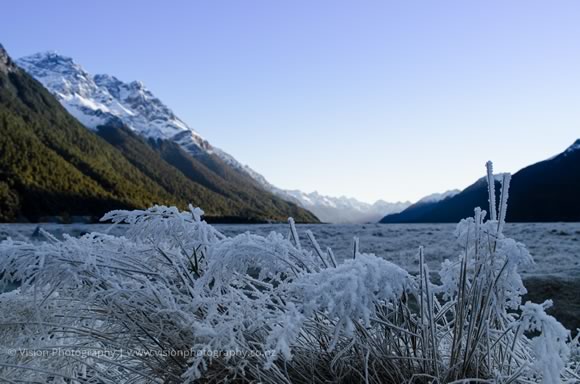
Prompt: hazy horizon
<box><xmin>2</xmin><ymin>0</ymin><xmax>579</xmax><ymax>203</ymax></box>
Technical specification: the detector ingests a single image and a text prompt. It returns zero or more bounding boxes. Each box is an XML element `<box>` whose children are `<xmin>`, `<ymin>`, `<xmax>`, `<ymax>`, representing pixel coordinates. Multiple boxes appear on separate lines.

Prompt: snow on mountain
<box><xmin>16</xmin><ymin>52</ymin><xmax>256</xmax><ymax>173</ymax></box>
<box><xmin>17</xmin><ymin>52</ymin><xmax>127</xmax><ymax>129</ymax></box>
<box><xmin>15</xmin><ymin>51</ymin><xmax>410</xmax><ymax>224</ymax></box>
<box><xmin>416</xmin><ymin>189</ymin><xmax>461</xmax><ymax>204</ymax></box>
<box><xmin>564</xmin><ymin>139</ymin><xmax>580</xmax><ymax>155</ymax></box>
<box><xmin>276</xmin><ymin>190</ymin><xmax>410</xmax><ymax>223</ymax></box>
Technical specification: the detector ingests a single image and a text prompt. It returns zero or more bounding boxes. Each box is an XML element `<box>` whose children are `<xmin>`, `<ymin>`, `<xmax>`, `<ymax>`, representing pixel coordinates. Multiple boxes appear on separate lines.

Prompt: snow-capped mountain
<box><xmin>16</xmin><ymin>52</ymin><xmax>246</xmax><ymax>166</ymax></box>
<box><xmin>16</xmin><ymin>51</ymin><xmax>409</xmax><ymax>224</ymax></box>
<box><xmin>276</xmin><ymin>190</ymin><xmax>410</xmax><ymax>223</ymax></box>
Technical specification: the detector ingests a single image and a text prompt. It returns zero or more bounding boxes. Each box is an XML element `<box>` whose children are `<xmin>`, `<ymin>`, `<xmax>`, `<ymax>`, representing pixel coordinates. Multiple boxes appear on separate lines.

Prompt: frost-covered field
<box><xmin>2</xmin><ymin>222</ymin><xmax>578</xmax><ymax>278</ymax></box>
<box><xmin>1</xmin><ymin>198</ymin><xmax>579</xmax><ymax>383</ymax></box>
<box><xmin>3</xmin><ymin>221</ymin><xmax>579</xmax><ymax>334</ymax></box>
<box><xmin>220</xmin><ymin>222</ymin><xmax>580</xmax><ymax>279</ymax></box>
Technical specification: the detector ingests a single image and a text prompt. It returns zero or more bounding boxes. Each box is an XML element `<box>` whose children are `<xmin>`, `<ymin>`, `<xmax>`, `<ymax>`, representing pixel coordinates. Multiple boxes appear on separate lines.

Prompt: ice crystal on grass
<box><xmin>290</xmin><ymin>254</ymin><xmax>410</xmax><ymax>336</ymax></box>
<box><xmin>521</xmin><ymin>301</ymin><xmax>571</xmax><ymax>384</ymax></box>
<box><xmin>0</xmin><ymin>163</ymin><xmax>577</xmax><ymax>383</ymax></box>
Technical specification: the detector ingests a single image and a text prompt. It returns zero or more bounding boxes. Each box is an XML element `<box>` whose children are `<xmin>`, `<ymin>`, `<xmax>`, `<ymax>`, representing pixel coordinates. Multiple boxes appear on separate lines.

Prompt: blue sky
<box><xmin>2</xmin><ymin>0</ymin><xmax>579</xmax><ymax>203</ymax></box>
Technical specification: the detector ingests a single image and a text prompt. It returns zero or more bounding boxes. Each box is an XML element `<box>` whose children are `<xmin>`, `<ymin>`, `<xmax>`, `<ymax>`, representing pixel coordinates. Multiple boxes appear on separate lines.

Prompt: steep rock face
<box><xmin>381</xmin><ymin>141</ymin><xmax>580</xmax><ymax>223</ymax></box>
<box><xmin>0</xmin><ymin>44</ymin><xmax>17</xmax><ymax>74</ymax></box>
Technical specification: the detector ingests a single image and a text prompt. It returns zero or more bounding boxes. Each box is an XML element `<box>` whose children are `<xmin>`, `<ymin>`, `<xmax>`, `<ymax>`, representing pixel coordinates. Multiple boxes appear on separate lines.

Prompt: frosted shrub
<box><xmin>0</xmin><ymin>164</ymin><xmax>578</xmax><ymax>383</ymax></box>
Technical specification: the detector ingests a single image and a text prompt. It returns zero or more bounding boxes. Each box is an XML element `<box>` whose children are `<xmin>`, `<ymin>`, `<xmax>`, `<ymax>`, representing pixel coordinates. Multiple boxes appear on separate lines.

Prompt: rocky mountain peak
<box><xmin>18</xmin><ymin>51</ymin><xmax>82</xmax><ymax>77</ymax></box>
<box><xmin>0</xmin><ymin>43</ymin><xmax>17</xmax><ymax>74</ymax></box>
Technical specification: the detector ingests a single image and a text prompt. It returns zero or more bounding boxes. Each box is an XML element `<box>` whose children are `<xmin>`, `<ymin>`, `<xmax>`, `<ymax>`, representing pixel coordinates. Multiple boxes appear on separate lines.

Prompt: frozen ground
<box><xmin>221</xmin><ymin>222</ymin><xmax>580</xmax><ymax>279</ymax></box>
<box><xmin>1</xmin><ymin>222</ymin><xmax>579</xmax><ymax>278</ymax></box>
<box><xmin>1</xmin><ymin>221</ymin><xmax>579</xmax><ymax>331</ymax></box>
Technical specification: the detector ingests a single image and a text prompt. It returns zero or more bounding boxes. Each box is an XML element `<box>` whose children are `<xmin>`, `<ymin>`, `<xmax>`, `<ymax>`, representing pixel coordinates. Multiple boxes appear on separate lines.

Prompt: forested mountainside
<box><xmin>0</xmin><ymin>44</ymin><xmax>318</xmax><ymax>223</ymax></box>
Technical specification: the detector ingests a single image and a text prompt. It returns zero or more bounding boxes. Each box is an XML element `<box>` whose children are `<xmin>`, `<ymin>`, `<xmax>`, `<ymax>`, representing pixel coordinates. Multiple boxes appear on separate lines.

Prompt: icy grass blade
<box><xmin>497</xmin><ymin>173</ymin><xmax>512</xmax><ymax>235</ymax></box>
<box><xmin>288</xmin><ymin>217</ymin><xmax>301</xmax><ymax>250</ymax></box>
<box><xmin>486</xmin><ymin>161</ymin><xmax>497</xmax><ymax>221</ymax></box>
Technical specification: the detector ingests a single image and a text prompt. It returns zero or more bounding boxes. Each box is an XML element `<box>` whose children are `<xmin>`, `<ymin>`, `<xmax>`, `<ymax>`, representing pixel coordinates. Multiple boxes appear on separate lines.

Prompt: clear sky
<box><xmin>2</xmin><ymin>0</ymin><xmax>579</xmax><ymax>203</ymax></box>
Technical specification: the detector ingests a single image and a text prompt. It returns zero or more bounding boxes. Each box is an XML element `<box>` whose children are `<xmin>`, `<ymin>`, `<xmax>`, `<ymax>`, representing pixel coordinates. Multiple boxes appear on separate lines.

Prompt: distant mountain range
<box><xmin>272</xmin><ymin>190</ymin><xmax>410</xmax><ymax>223</ymax></box>
<box><xmin>231</xmin><ymin>167</ymin><xmax>410</xmax><ymax>223</ymax></box>
<box><xmin>0</xmin><ymin>44</ymin><xmax>317</xmax><ymax>223</ymax></box>
<box><xmin>381</xmin><ymin>141</ymin><xmax>580</xmax><ymax>223</ymax></box>
<box><xmin>13</xmin><ymin>49</ymin><xmax>407</xmax><ymax>224</ymax></box>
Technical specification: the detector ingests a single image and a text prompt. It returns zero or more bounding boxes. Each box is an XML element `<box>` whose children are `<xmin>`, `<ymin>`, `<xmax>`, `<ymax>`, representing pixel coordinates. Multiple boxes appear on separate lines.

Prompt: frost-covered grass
<box><xmin>0</xmin><ymin>164</ymin><xmax>579</xmax><ymax>383</ymax></box>
<box><xmin>217</xmin><ymin>222</ymin><xmax>580</xmax><ymax>279</ymax></box>
<box><xmin>3</xmin><ymin>222</ymin><xmax>579</xmax><ymax>279</ymax></box>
